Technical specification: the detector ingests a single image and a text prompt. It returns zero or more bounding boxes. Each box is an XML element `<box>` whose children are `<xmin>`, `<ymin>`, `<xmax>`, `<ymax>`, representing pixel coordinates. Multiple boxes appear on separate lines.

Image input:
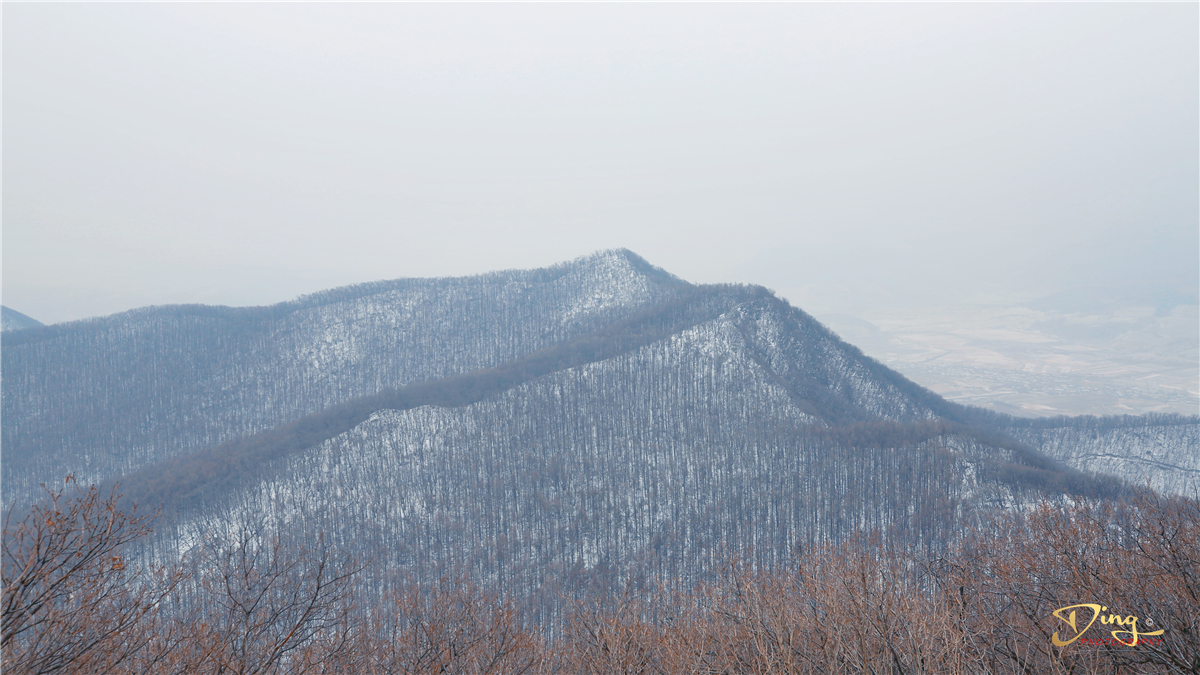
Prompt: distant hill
<box><xmin>3</xmin><ymin>250</ymin><xmax>1194</xmax><ymax>600</ymax></box>
<box><xmin>1</xmin><ymin>305</ymin><xmax>43</xmax><ymax>332</ymax></box>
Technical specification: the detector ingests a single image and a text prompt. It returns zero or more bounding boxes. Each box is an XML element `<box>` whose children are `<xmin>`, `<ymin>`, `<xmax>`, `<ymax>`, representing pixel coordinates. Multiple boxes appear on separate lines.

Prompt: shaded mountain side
<box><xmin>729</xmin><ymin>296</ymin><xmax>950</xmax><ymax>423</ymax></box>
<box><xmin>104</xmin><ymin>283</ymin><xmax>1119</xmax><ymax>524</ymax></box>
<box><xmin>2</xmin><ymin>252</ymin><xmax>998</xmax><ymax>513</ymax></box>
<box><xmin>136</xmin><ymin>327</ymin><xmax>1123</xmax><ymax>609</ymax></box>
<box><xmin>4</xmin><ymin>249</ymin><xmax>1182</xmax><ymax>601</ymax></box>
<box><xmin>2</xmin><ymin>250</ymin><xmax>690</xmax><ymax>507</ymax></box>
<box><xmin>113</xmin><ymin>284</ymin><xmax>765</xmax><ymax>515</ymax></box>
<box><xmin>1</xmin><ymin>306</ymin><xmax>43</xmax><ymax>332</ymax></box>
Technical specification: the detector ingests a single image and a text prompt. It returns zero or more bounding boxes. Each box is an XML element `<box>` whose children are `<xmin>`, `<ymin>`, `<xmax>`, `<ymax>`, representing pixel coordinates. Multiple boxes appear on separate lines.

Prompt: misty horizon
<box><xmin>6</xmin><ymin>3</ymin><xmax>1196</xmax><ymax>322</ymax></box>
<box><xmin>4</xmin><ymin>3</ymin><xmax>1196</xmax><ymax>416</ymax></box>
<box><xmin>3</xmin><ymin>247</ymin><xmax>1195</xmax><ymax>419</ymax></box>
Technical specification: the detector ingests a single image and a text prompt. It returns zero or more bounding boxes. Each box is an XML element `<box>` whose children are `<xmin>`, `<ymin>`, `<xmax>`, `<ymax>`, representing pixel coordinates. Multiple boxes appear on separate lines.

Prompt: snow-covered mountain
<box><xmin>3</xmin><ymin>251</ymin><xmax>686</xmax><ymax>504</ymax></box>
<box><xmin>3</xmin><ymin>250</ymin><xmax>1194</xmax><ymax>591</ymax></box>
<box><xmin>1</xmin><ymin>306</ymin><xmax>43</xmax><ymax>333</ymax></box>
<box><xmin>1003</xmin><ymin>415</ymin><xmax>1198</xmax><ymax>496</ymax></box>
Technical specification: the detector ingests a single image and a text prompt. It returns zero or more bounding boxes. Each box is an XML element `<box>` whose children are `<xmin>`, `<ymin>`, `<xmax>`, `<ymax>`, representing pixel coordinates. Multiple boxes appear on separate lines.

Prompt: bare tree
<box><xmin>2</xmin><ymin>476</ymin><xmax>180</xmax><ymax>675</ymax></box>
<box><xmin>189</xmin><ymin>519</ymin><xmax>364</xmax><ymax>675</ymax></box>
<box><xmin>362</xmin><ymin>575</ymin><xmax>543</xmax><ymax>675</ymax></box>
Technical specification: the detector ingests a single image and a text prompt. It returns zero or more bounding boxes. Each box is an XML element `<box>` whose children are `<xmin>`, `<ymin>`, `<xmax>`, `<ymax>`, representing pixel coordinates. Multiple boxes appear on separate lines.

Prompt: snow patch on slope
<box><xmin>1007</xmin><ymin>423</ymin><xmax>1200</xmax><ymax>496</ymax></box>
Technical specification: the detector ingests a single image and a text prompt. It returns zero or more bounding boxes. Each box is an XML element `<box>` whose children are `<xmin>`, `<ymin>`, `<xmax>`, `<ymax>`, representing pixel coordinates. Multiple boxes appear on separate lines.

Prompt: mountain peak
<box><xmin>4</xmin><ymin>251</ymin><xmax>1193</xmax><ymax>601</ymax></box>
<box><xmin>565</xmin><ymin>248</ymin><xmax>688</xmax><ymax>288</ymax></box>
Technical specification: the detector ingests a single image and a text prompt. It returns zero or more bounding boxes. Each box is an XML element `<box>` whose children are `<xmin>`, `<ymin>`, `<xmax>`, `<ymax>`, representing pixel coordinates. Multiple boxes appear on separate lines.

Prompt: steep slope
<box><xmin>2</xmin><ymin>252</ymin><xmax>982</xmax><ymax>513</ymax></box>
<box><xmin>723</xmin><ymin>297</ymin><xmax>950</xmax><ymax>422</ymax></box>
<box><xmin>6</xmin><ymin>250</ymin><xmax>1188</xmax><ymax>603</ymax></box>
<box><xmin>111</xmin><ymin>285</ymin><xmax>1020</xmax><ymax>519</ymax></box>
<box><xmin>1</xmin><ymin>306</ymin><xmax>43</xmax><ymax>332</ymax></box>
<box><xmin>139</xmin><ymin>289</ymin><xmax>1116</xmax><ymax>606</ymax></box>
<box><xmin>1003</xmin><ymin>414</ymin><xmax>1199</xmax><ymax>496</ymax></box>
<box><xmin>2</xmin><ymin>250</ymin><xmax>687</xmax><ymax>508</ymax></box>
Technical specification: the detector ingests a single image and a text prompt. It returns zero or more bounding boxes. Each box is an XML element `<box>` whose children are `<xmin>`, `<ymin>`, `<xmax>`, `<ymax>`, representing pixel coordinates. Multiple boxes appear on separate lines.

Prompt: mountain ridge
<box><xmin>1</xmin><ymin>249</ymin><xmax>681</xmax><ymax>348</ymax></box>
<box><xmin>0</xmin><ymin>306</ymin><xmax>43</xmax><ymax>333</ymax></box>
<box><xmin>2</xmin><ymin>251</ymin><xmax>1195</xmax><ymax>596</ymax></box>
<box><xmin>2</xmin><ymin>250</ymin><xmax>687</xmax><ymax>505</ymax></box>
<box><xmin>110</xmin><ymin>282</ymin><xmax>1130</xmax><ymax>522</ymax></box>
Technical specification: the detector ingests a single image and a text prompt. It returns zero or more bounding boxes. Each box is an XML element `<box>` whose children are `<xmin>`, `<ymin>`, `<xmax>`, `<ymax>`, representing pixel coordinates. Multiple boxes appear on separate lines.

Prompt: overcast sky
<box><xmin>5</xmin><ymin>3</ymin><xmax>1197</xmax><ymax>325</ymax></box>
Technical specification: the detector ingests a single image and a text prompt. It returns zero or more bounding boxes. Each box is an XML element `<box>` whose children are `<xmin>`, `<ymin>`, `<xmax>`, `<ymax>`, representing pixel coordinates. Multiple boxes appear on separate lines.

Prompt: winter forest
<box><xmin>4</xmin><ymin>251</ymin><xmax>1198</xmax><ymax>673</ymax></box>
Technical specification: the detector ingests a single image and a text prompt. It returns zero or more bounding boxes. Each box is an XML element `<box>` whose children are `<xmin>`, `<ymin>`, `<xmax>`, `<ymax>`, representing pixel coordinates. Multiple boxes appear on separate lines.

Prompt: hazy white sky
<box><xmin>5</xmin><ymin>3</ymin><xmax>1197</xmax><ymax>324</ymax></box>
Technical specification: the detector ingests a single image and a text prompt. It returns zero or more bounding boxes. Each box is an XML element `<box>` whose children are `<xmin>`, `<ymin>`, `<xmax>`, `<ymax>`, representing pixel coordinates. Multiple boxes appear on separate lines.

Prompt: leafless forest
<box><xmin>4</xmin><ymin>477</ymin><xmax>1196</xmax><ymax>674</ymax></box>
<box><xmin>3</xmin><ymin>253</ymin><xmax>1197</xmax><ymax>673</ymax></box>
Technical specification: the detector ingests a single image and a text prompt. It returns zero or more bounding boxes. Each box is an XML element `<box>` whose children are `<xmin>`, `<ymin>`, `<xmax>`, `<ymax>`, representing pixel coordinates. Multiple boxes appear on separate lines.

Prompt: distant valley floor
<box><xmin>818</xmin><ymin>302</ymin><xmax>1199</xmax><ymax>417</ymax></box>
